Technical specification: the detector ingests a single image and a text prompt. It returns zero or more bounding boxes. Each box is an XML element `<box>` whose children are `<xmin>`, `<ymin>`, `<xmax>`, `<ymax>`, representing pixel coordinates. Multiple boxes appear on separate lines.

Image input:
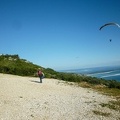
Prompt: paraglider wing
<box><xmin>99</xmin><ymin>22</ymin><xmax>120</xmax><ymax>30</ymax></box>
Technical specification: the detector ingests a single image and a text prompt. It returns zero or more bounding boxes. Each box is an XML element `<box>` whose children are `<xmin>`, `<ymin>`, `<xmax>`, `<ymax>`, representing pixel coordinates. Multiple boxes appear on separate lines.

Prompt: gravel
<box><xmin>0</xmin><ymin>73</ymin><xmax>119</xmax><ymax>120</ymax></box>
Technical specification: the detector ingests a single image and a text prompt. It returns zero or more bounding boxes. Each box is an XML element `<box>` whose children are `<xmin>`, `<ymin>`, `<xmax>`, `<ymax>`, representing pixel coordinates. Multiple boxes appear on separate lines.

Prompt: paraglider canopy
<box><xmin>99</xmin><ymin>22</ymin><xmax>120</xmax><ymax>30</ymax></box>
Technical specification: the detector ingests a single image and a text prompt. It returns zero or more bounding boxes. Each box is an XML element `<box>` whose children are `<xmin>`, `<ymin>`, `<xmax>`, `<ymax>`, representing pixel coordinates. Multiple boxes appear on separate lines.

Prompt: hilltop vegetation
<box><xmin>0</xmin><ymin>54</ymin><xmax>120</xmax><ymax>90</ymax></box>
<box><xmin>0</xmin><ymin>54</ymin><xmax>42</xmax><ymax>76</ymax></box>
<box><xmin>0</xmin><ymin>54</ymin><xmax>57</xmax><ymax>77</ymax></box>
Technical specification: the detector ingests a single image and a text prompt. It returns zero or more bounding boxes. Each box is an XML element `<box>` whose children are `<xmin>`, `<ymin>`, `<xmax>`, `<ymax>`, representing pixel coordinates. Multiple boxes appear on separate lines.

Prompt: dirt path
<box><xmin>0</xmin><ymin>73</ymin><xmax>119</xmax><ymax>120</ymax></box>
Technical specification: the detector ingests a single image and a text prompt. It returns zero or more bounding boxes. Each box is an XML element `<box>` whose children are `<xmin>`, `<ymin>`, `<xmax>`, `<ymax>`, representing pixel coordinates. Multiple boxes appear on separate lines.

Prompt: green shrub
<box><xmin>108</xmin><ymin>80</ymin><xmax>120</xmax><ymax>89</ymax></box>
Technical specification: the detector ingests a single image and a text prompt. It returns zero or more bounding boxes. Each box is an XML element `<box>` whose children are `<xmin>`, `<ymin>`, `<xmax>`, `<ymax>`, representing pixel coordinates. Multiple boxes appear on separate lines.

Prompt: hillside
<box><xmin>0</xmin><ymin>54</ymin><xmax>56</xmax><ymax>77</ymax></box>
<box><xmin>0</xmin><ymin>54</ymin><xmax>120</xmax><ymax>89</ymax></box>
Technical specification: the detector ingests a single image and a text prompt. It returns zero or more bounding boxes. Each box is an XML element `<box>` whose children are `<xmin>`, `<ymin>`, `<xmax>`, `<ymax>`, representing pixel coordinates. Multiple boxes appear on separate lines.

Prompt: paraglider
<box><xmin>99</xmin><ymin>22</ymin><xmax>120</xmax><ymax>42</ymax></box>
<box><xmin>99</xmin><ymin>22</ymin><xmax>120</xmax><ymax>30</ymax></box>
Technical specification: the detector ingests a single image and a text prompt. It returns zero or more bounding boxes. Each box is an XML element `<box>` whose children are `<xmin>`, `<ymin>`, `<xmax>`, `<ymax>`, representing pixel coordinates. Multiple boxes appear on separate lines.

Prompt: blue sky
<box><xmin>0</xmin><ymin>0</ymin><xmax>120</xmax><ymax>70</ymax></box>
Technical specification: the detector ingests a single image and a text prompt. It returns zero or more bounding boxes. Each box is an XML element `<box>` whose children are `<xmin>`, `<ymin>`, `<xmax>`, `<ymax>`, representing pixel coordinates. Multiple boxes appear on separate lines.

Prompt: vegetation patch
<box><xmin>93</xmin><ymin>110</ymin><xmax>111</xmax><ymax>117</ymax></box>
<box><xmin>78</xmin><ymin>82</ymin><xmax>92</xmax><ymax>88</ymax></box>
<box><xmin>100</xmin><ymin>101</ymin><xmax>120</xmax><ymax>111</ymax></box>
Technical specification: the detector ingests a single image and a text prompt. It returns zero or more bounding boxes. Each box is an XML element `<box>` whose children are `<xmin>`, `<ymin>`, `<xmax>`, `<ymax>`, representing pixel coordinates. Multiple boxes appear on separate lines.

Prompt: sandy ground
<box><xmin>0</xmin><ymin>73</ymin><xmax>119</xmax><ymax>120</ymax></box>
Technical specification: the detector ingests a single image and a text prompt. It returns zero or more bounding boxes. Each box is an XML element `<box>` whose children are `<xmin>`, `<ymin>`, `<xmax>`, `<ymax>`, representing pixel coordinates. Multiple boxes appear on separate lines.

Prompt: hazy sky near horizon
<box><xmin>0</xmin><ymin>0</ymin><xmax>120</xmax><ymax>70</ymax></box>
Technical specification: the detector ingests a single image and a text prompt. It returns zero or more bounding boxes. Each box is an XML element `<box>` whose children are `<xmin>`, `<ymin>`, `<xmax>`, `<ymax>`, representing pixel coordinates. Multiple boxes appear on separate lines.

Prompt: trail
<box><xmin>0</xmin><ymin>73</ymin><xmax>119</xmax><ymax>120</ymax></box>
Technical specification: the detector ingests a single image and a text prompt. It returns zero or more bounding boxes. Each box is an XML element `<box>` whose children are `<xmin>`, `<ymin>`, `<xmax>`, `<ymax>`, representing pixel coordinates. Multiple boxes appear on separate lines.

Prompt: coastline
<box><xmin>61</xmin><ymin>67</ymin><xmax>120</xmax><ymax>82</ymax></box>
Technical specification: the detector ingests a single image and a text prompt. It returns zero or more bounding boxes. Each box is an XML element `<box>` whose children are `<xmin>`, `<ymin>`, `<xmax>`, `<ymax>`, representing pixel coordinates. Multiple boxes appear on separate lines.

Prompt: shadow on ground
<box><xmin>30</xmin><ymin>80</ymin><xmax>41</xmax><ymax>84</ymax></box>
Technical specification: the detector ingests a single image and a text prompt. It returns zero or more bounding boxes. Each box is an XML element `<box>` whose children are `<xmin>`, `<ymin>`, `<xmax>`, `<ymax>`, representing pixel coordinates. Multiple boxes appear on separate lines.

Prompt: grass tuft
<box><xmin>93</xmin><ymin>110</ymin><xmax>111</xmax><ymax>117</ymax></box>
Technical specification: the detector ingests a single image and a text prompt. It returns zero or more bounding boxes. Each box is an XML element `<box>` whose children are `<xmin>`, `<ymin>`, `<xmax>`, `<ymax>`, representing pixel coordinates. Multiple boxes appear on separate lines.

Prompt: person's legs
<box><xmin>40</xmin><ymin>76</ymin><xmax>42</xmax><ymax>83</ymax></box>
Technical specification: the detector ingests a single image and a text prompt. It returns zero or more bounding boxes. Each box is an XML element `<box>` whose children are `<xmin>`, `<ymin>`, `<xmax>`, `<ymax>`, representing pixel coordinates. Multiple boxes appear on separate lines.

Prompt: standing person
<box><xmin>37</xmin><ymin>69</ymin><xmax>44</xmax><ymax>83</ymax></box>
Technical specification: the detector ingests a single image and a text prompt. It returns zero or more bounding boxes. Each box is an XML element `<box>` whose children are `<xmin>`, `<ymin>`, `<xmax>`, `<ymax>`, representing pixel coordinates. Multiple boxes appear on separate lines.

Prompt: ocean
<box><xmin>62</xmin><ymin>66</ymin><xmax>120</xmax><ymax>82</ymax></box>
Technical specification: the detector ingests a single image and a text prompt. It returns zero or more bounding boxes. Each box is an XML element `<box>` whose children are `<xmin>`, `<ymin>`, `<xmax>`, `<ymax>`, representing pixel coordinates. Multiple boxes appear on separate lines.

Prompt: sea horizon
<box><xmin>60</xmin><ymin>65</ymin><xmax>120</xmax><ymax>82</ymax></box>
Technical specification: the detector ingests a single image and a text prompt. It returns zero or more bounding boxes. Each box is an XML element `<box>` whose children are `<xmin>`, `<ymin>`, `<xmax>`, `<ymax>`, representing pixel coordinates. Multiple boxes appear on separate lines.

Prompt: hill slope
<box><xmin>0</xmin><ymin>54</ymin><xmax>120</xmax><ymax>89</ymax></box>
<box><xmin>0</xmin><ymin>73</ymin><xmax>119</xmax><ymax>120</ymax></box>
<box><xmin>0</xmin><ymin>54</ymin><xmax>57</xmax><ymax>77</ymax></box>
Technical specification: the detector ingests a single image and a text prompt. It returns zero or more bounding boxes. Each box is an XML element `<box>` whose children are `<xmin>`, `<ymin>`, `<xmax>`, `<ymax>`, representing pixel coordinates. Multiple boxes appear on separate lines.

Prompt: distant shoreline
<box><xmin>60</xmin><ymin>66</ymin><xmax>120</xmax><ymax>82</ymax></box>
